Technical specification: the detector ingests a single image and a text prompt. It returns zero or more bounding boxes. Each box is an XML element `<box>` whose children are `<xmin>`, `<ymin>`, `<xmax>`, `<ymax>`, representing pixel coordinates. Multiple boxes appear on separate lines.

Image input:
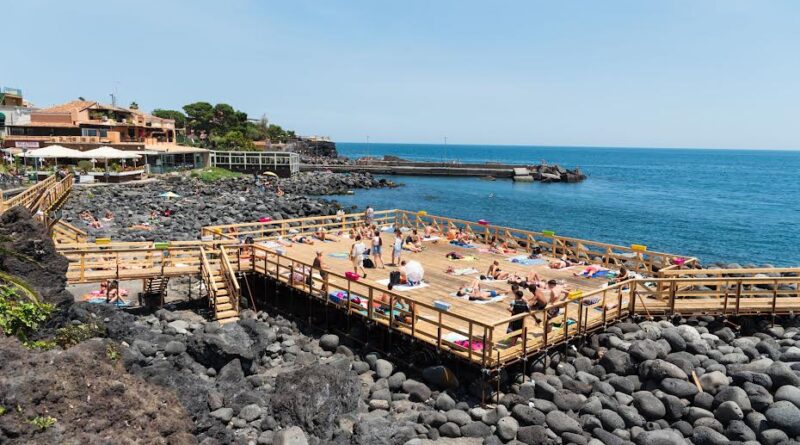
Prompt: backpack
<box><xmin>389</xmin><ymin>271</ymin><xmax>401</xmax><ymax>285</ymax></box>
<box><xmin>363</xmin><ymin>258</ymin><xmax>375</xmax><ymax>269</ymax></box>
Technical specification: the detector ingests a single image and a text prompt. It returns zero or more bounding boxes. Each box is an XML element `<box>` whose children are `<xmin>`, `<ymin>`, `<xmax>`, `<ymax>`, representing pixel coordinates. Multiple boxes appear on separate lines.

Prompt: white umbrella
<box><xmin>17</xmin><ymin>145</ymin><xmax>84</xmax><ymax>159</ymax></box>
<box><xmin>79</xmin><ymin>146</ymin><xmax>141</xmax><ymax>160</ymax></box>
<box><xmin>405</xmin><ymin>260</ymin><xmax>425</xmax><ymax>283</ymax></box>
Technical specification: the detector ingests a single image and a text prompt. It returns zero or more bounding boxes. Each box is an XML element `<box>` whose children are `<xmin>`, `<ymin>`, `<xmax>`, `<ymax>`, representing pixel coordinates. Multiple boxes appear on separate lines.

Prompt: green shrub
<box><xmin>29</xmin><ymin>415</ymin><xmax>56</xmax><ymax>430</ymax></box>
<box><xmin>0</xmin><ymin>282</ymin><xmax>52</xmax><ymax>342</ymax></box>
<box><xmin>24</xmin><ymin>339</ymin><xmax>57</xmax><ymax>350</ymax></box>
<box><xmin>106</xmin><ymin>343</ymin><xmax>120</xmax><ymax>361</ymax></box>
<box><xmin>55</xmin><ymin>322</ymin><xmax>105</xmax><ymax>348</ymax></box>
<box><xmin>77</xmin><ymin>160</ymin><xmax>93</xmax><ymax>173</ymax></box>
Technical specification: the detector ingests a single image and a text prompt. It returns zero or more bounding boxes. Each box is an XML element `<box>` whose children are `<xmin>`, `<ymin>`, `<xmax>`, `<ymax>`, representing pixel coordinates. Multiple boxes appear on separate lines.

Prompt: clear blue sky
<box><xmin>4</xmin><ymin>0</ymin><xmax>800</xmax><ymax>149</ymax></box>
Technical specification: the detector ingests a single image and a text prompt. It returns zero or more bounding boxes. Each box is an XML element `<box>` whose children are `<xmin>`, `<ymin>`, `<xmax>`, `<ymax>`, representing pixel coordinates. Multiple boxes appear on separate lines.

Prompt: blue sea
<box><xmin>332</xmin><ymin>143</ymin><xmax>800</xmax><ymax>266</ymax></box>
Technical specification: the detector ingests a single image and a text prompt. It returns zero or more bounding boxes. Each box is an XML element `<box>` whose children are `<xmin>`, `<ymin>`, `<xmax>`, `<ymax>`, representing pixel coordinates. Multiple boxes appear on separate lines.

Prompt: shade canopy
<box><xmin>79</xmin><ymin>146</ymin><xmax>141</xmax><ymax>160</ymax></box>
<box><xmin>16</xmin><ymin>145</ymin><xmax>85</xmax><ymax>159</ymax></box>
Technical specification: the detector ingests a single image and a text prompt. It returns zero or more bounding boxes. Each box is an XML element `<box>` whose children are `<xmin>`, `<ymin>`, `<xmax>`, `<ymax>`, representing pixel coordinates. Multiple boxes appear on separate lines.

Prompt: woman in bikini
<box><xmin>487</xmin><ymin>260</ymin><xmax>509</xmax><ymax>280</ymax></box>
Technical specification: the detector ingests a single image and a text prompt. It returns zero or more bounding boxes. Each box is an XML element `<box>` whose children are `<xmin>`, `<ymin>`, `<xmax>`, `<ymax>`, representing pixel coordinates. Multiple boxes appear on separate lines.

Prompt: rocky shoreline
<box><xmin>61</xmin><ymin>171</ymin><xmax>396</xmax><ymax>242</ymax></box>
<box><xmin>4</xmin><ymin>177</ymin><xmax>800</xmax><ymax>444</ymax></box>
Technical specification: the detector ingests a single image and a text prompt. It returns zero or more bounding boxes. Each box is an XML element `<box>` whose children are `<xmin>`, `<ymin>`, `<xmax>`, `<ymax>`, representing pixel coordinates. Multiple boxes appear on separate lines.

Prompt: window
<box><xmin>81</xmin><ymin>128</ymin><xmax>98</xmax><ymax>137</ymax></box>
<box><xmin>99</xmin><ymin>129</ymin><xmax>108</xmax><ymax>138</ymax></box>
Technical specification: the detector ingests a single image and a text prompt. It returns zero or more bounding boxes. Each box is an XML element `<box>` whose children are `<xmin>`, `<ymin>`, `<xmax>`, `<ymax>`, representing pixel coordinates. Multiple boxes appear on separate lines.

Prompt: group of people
<box><xmin>79</xmin><ymin>209</ymin><xmax>114</xmax><ymax>229</ymax></box>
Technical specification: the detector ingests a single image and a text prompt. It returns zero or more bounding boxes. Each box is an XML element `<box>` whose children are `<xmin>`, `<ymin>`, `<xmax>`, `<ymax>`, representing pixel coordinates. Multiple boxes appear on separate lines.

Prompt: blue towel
<box><xmin>85</xmin><ymin>297</ymin><xmax>130</xmax><ymax>307</ymax></box>
<box><xmin>449</xmin><ymin>240</ymin><xmax>475</xmax><ymax>248</ymax></box>
<box><xmin>510</xmin><ymin>258</ymin><xmax>546</xmax><ymax>266</ymax></box>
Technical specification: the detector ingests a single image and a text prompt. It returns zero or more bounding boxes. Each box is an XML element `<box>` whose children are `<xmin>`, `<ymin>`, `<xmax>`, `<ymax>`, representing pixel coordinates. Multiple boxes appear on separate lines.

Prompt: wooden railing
<box><xmin>0</xmin><ymin>175</ymin><xmax>57</xmax><ymax>214</ymax></box>
<box><xmin>201</xmin><ymin>210</ymin><xmax>395</xmax><ymax>241</ymax></box>
<box><xmin>219</xmin><ymin>247</ymin><xmax>241</xmax><ymax>313</ymax></box>
<box><xmin>392</xmin><ymin>210</ymin><xmax>696</xmax><ymax>276</ymax></box>
<box><xmin>199</xmin><ymin>247</ymin><xmax>221</xmax><ymax>310</ymax></box>
<box><xmin>62</xmin><ymin>245</ymin><xmax>205</xmax><ymax>283</ymax></box>
<box><xmin>34</xmin><ymin>174</ymin><xmax>73</xmax><ymax>215</ymax></box>
<box><xmin>202</xmin><ymin>209</ymin><xmax>695</xmax><ymax>276</ymax></box>
<box><xmin>52</xmin><ymin>219</ymin><xmax>88</xmax><ymax>244</ymax></box>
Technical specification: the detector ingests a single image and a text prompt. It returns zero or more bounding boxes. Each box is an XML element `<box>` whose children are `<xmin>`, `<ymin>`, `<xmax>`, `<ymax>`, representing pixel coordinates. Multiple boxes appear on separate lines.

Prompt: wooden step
<box><xmin>216</xmin><ymin>302</ymin><xmax>233</xmax><ymax>312</ymax></box>
<box><xmin>216</xmin><ymin>309</ymin><xmax>239</xmax><ymax>319</ymax></box>
<box><xmin>215</xmin><ymin>289</ymin><xmax>229</xmax><ymax>297</ymax></box>
<box><xmin>215</xmin><ymin>296</ymin><xmax>230</xmax><ymax>304</ymax></box>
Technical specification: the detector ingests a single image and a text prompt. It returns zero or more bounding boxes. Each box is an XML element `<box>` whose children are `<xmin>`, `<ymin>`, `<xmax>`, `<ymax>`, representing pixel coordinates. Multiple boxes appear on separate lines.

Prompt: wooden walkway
<box><xmin>56</xmin><ymin>209</ymin><xmax>800</xmax><ymax>369</ymax></box>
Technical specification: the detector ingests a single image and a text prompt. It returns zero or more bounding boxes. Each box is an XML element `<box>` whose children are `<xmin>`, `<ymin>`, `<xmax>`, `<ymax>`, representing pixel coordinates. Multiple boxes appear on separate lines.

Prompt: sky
<box><xmin>4</xmin><ymin>0</ymin><xmax>800</xmax><ymax>149</ymax></box>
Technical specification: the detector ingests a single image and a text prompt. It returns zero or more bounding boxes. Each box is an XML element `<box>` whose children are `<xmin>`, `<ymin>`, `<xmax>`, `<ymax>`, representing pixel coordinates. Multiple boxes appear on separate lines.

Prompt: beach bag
<box><xmin>363</xmin><ymin>258</ymin><xmax>375</xmax><ymax>269</ymax></box>
<box><xmin>345</xmin><ymin>271</ymin><xmax>360</xmax><ymax>281</ymax></box>
<box><xmin>389</xmin><ymin>271</ymin><xmax>401</xmax><ymax>286</ymax></box>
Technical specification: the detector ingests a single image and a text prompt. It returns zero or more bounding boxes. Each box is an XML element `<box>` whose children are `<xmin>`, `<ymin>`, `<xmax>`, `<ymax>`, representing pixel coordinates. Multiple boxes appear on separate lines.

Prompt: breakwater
<box><xmin>301</xmin><ymin>159</ymin><xmax>586</xmax><ymax>182</ymax></box>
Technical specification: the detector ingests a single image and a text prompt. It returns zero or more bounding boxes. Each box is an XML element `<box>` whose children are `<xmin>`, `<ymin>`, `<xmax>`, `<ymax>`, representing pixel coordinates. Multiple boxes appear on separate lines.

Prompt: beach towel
<box><xmin>380</xmin><ymin>225</ymin><xmax>395</xmax><ymax>233</ymax></box>
<box><xmin>582</xmin><ymin>270</ymin><xmax>615</xmax><ymax>278</ymax></box>
<box><xmin>449</xmin><ymin>240</ymin><xmax>475</xmax><ymax>249</ymax></box>
<box><xmin>454</xmin><ymin>339</ymin><xmax>484</xmax><ymax>351</ymax></box>
<box><xmin>328</xmin><ymin>252</ymin><xmax>350</xmax><ymax>259</ymax></box>
<box><xmin>507</xmin><ymin>255</ymin><xmax>547</xmax><ymax>266</ymax></box>
<box><xmin>422</xmin><ymin>236</ymin><xmax>441</xmax><ymax>242</ymax></box>
<box><xmin>448</xmin><ymin>255</ymin><xmax>477</xmax><ymax>262</ymax></box>
<box><xmin>442</xmin><ymin>332</ymin><xmax>469</xmax><ymax>343</ymax></box>
<box><xmin>259</xmin><ymin>241</ymin><xmax>282</xmax><ymax>249</ymax></box>
<box><xmin>375</xmin><ymin>279</ymin><xmax>429</xmax><ymax>291</ymax></box>
<box><xmin>448</xmin><ymin>292</ymin><xmax>507</xmax><ymax>304</ymax></box>
<box><xmin>85</xmin><ymin>297</ymin><xmax>131</xmax><ymax>307</ymax></box>
<box><xmin>451</xmin><ymin>267</ymin><xmax>479</xmax><ymax>276</ymax></box>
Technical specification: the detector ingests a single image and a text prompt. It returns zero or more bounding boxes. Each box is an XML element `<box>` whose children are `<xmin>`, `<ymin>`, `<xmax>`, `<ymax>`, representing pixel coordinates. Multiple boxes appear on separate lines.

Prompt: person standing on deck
<box><xmin>350</xmin><ymin>235</ymin><xmax>367</xmax><ymax>278</ymax></box>
<box><xmin>365</xmin><ymin>205</ymin><xmax>375</xmax><ymax>225</ymax></box>
<box><xmin>391</xmin><ymin>229</ymin><xmax>403</xmax><ymax>266</ymax></box>
<box><xmin>372</xmin><ymin>229</ymin><xmax>385</xmax><ymax>269</ymax></box>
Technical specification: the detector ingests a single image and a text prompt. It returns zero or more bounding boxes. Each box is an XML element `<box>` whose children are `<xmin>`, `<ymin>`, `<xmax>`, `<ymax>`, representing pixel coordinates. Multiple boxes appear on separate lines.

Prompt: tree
<box><xmin>266</xmin><ymin>124</ymin><xmax>288</xmax><ymax>143</ymax></box>
<box><xmin>211</xmin><ymin>130</ymin><xmax>256</xmax><ymax>151</ymax></box>
<box><xmin>183</xmin><ymin>102</ymin><xmax>214</xmax><ymax>135</ymax></box>
<box><xmin>152</xmin><ymin>109</ymin><xmax>187</xmax><ymax>128</ymax></box>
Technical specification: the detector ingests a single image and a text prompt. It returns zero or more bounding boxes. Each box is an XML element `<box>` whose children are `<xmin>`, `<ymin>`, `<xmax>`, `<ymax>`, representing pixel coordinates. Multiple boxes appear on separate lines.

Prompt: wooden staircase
<box><xmin>144</xmin><ymin>276</ymin><xmax>170</xmax><ymax>297</ymax></box>
<box><xmin>51</xmin><ymin>219</ymin><xmax>88</xmax><ymax>244</ymax></box>
<box><xmin>200</xmin><ymin>247</ymin><xmax>240</xmax><ymax>324</ymax></box>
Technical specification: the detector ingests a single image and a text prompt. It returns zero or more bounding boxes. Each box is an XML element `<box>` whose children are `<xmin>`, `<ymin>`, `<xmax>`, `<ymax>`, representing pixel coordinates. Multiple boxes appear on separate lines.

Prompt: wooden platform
<box><xmin>56</xmin><ymin>208</ymin><xmax>800</xmax><ymax>369</ymax></box>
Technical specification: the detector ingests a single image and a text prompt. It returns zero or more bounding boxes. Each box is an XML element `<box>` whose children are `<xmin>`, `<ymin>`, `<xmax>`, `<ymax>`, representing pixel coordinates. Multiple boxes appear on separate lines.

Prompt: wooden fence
<box><xmin>0</xmin><ymin>175</ymin><xmax>57</xmax><ymax>214</ymax></box>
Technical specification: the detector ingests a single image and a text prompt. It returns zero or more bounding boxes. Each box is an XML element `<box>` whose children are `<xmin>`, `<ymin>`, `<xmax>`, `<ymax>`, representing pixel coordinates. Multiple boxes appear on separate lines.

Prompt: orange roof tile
<box><xmin>39</xmin><ymin>100</ymin><xmax>97</xmax><ymax>113</ymax></box>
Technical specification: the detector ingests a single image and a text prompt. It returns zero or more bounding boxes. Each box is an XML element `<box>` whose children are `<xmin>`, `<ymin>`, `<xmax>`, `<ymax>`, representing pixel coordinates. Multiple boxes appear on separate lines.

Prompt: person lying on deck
<box><xmin>549</xmin><ymin>255</ymin><xmax>585</xmax><ymax>269</ymax></box>
<box><xmin>456</xmin><ymin>278</ymin><xmax>499</xmax><ymax>301</ymax></box>
<box><xmin>574</xmin><ymin>264</ymin><xmax>609</xmax><ymax>278</ymax></box>
<box><xmin>613</xmin><ymin>266</ymin><xmax>629</xmax><ymax>283</ymax></box>
<box><xmin>487</xmin><ymin>260</ymin><xmax>510</xmax><ymax>280</ymax></box>
<box><xmin>314</xmin><ymin>228</ymin><xmax>339</xmax><ymax>242</ymax></box>
<box><xmin>291</xmin><ymin>235</ymin><xmax>315</xmax><ymax>245</ymax></box>
<box><xmin>375</xmin><ymin>289</ymin><xmax>415</xmax><ymax>324</ymax></box>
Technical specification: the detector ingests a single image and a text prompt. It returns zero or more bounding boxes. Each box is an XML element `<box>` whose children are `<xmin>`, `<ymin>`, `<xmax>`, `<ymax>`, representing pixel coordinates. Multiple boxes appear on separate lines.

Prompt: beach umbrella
<box><xmin>261</xmin><ymin>171</ymin><xmax>279</xmax><ymax>178</ymax></box>
<box><xmin>405</xmin><ymin>260</ymin><xmax>425</xmax><ymax>283</ymax></box>
<box><xmin>159</xmin><ymin>191</ymin><xmax>181</xmax><ymax>199</ymax></box>
<box><xmin>79</xmin><ymin>146</ymin><xmax>142</xmax><ymax>160</ymax></box>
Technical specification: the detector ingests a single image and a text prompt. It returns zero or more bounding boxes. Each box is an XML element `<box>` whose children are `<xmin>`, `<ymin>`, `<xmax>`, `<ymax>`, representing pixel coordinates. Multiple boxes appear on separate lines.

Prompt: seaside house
<box><xmin>2</xmin><ymin>99</ymin><xmax>210</xmax><ymax>172</ymax></box>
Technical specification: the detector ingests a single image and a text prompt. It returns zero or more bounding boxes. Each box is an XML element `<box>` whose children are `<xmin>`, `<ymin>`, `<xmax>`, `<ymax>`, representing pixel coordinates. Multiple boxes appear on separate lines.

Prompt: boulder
<box><xmin>271</xmin><ymin>363</ymin><xmax>360</xmax><ymax>440</ymax></box>
<box><xmin>274</xmin><ymin>426</ymin><xmax>309</xmax><ymax>445</ymax></box>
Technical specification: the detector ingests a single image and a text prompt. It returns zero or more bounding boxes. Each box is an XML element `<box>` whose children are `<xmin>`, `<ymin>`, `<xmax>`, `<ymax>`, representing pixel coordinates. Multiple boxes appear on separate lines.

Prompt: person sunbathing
<box><xmin>424</xmin><ymin>224</ymin><xmax>439</xmax><ymax>238</ymax></box>
<box><xmin>613</xmin><ymin>267</ymin><xmax>630</xmax><ymax>283</ymax></box>
<box><xmin>275</xmin><ymin>187</ymin><xmax>284</xmax><ymax>197</ymax></box>
<box><xmin>574</xmin><ymin>264</ymin><xmax>609</xmax><ymax>278</ymax></box>
<box><xmin>292</xmin><ymin>235</ymin><xmax>315</xmax><ymax>245</ymax></box>
<box><xmin>446</xmin><ymin>228</ymin><xmax>458</xmax><ymax>241</ymax></box>
<box><xmin>403</xmin><ymin>233</ymin><xmax>423</xmax><ymax>252</ymax></box>
<box><xmin>457</xmin><ymin>229</ymin><xmax>473</xmax><ymax>243</ymax></box>
<box><xmin>102</xmin><ymin>210</ymin><xmax>114</xmax><ymax>221</ymax></box>
<box><xmin>81</xmin><ymin>211</ymin><xmax>102</xmax><ymax>229</ymax></box>
<box><xmin>487</xmin><ymin>261</ymin><xmax>510</xmax><ymax>280</ymax></box>
<box><xmin>314</xmin><ymin>228</ymin><xmax>338</xmax><ymax>242</ymax></box>
<box><xmin>456</xmin><ymin>278</ymin><xmax>499</xmax><ymax>301</ymax></box>
<box><xmin>549</xmin><ymin>255</ymin><xmax>584</xmax><ymax>269</ymax></box>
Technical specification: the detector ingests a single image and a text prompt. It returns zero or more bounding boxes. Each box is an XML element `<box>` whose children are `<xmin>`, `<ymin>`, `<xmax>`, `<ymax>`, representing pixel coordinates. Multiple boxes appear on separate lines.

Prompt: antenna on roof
<box><xmin>110</xmin><ymin>93</ymin><xmax>116</xmax><ymax>107</ymax></box>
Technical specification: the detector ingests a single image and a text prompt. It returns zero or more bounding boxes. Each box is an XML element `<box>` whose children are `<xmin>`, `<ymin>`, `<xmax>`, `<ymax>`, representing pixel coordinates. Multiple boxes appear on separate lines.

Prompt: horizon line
<box><xmin>338</xmin><ymin>141</ymin><xmax>800</xmax><ymax>152</ymax></box>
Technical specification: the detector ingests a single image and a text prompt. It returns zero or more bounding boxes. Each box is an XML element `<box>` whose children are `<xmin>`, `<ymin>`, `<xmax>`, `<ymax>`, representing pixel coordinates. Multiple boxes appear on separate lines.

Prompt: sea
<box><xmin>331</xmin><ymin>143</ymin><xmax>800</xmax><ymax>266</ymax></box>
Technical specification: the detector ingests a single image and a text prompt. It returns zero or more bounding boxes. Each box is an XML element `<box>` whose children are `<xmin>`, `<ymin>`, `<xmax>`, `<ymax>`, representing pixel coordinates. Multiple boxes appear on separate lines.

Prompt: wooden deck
<box><xmin>55</xmin><ymin>208</ymin><xmax>800</xmax><ymax>369</ymax></box>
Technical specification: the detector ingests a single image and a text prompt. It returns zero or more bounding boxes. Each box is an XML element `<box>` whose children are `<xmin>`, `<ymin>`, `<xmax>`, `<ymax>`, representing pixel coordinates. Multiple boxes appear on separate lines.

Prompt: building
<box><xmin>0</xmin><ymin>87</ymin><xmax>37</xmax><ymax>139</ymax></box>
<box><xmin>2</xmin><ymin>99</ymin><xmax>176</xmax><ymax>150</ymax></box>
<box><xmin>210</xmin><ymin>150</ymin><xmax>299</xmax><ymax>177</ymax></box>
<box><xmin>2</xmin><ymin>98</ymin><xmax>210</xmax><ymax>172</ymax></box>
